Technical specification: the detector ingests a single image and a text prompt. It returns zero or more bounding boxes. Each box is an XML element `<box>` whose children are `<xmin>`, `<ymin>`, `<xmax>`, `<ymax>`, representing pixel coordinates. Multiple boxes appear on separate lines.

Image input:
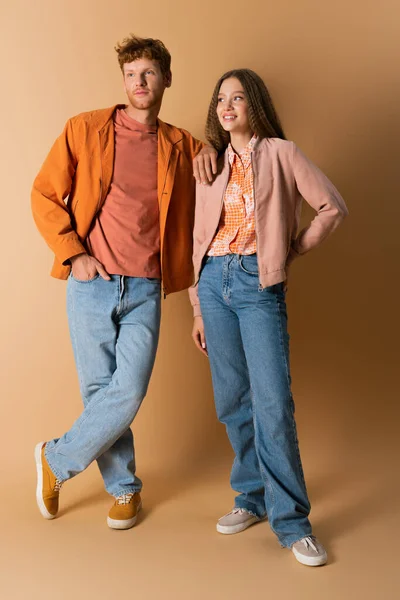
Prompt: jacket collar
<box><xmin>227</xmin><ymin>134</ymin><xmax>257</xmax><ymax>168</ymax></box>
<box><xmin>95</xmin><ymin>105</ymin><xmax>183</xmax><ymax>145</ymax></box>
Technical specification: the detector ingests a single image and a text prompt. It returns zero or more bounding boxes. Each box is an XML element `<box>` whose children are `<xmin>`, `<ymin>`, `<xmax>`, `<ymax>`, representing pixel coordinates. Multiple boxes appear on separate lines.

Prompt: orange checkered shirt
<box><xmin>207</xmin><ymin>135</ymin><xmax>257</xmax><ymax>256</ymax></box>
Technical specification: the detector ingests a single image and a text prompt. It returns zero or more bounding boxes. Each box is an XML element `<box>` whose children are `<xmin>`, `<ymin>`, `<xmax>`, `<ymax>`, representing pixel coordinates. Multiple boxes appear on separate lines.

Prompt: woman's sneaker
<box><xmin>217</xmin><ymin>508</ymin><xmax>263</xmax><ymax>534</ymax></box>
<box><xmin>291</xmin><ymin>536</ymin><xmax>328</xmax><ymax>566</ymax></box>
<box><xmin>34</xmin><ymin>442</ymin><xmax>63</xmax><ymax>519</ymax></box>
<box><xmin>107</xmin><ymin>492</ymin><xmax>142</xmax><ymax>530</ymax></box>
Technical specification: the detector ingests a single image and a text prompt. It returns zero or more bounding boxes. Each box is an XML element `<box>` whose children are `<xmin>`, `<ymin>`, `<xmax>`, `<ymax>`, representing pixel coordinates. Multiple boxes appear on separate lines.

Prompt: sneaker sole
<box><xmin>34</xmin><ymin>442</ymin><xmax>56</xmax><ymax>520</ymax></box>
<box><xmin>107</xmin><ymin>500</ymin><xmax>142</xmax><ymax>530</ymax></box>
<box><xmin>216</xmin><ymin>515</ymin><xmax>262</xmax><ymax>535</ymax></box>
<box><xmin>292</xmin><ymin>547</ymin><xmax>328</xmax><ymax>567</ymax></box>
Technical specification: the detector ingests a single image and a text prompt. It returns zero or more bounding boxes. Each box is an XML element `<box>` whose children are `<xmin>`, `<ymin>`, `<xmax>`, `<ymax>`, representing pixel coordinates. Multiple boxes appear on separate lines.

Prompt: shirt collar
<box><xmin>228</xmin><ymin>134</ymin><xmax>257</xmax><ymax>168</ymax></box>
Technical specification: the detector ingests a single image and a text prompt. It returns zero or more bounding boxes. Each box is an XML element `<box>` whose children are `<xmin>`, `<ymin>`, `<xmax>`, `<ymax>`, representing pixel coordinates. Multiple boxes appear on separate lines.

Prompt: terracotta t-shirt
<box><xmin>87</xmin><ymin>108</ymin><xmax>160</xmax><ymax>278</ymax></box>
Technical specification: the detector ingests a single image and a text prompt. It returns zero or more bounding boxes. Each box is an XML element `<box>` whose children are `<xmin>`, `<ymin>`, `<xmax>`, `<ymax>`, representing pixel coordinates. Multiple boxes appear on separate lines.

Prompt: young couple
<box><xmin>32</xmin><ymin>34</ymin><xmax>348</xmax><ymax>568</ymax></box>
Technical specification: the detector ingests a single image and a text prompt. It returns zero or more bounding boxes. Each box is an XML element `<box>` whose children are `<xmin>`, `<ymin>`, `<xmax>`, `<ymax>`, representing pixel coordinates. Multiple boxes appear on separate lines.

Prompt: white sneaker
<box><xmin>292</xmin><ymin>536</ymin><xmax>328</xmax><ymax>566</ymax></box>
<box><xmin>216</xmin><ymin>508</ymin><xmax>263</xmax><ymax>534</ymax></box>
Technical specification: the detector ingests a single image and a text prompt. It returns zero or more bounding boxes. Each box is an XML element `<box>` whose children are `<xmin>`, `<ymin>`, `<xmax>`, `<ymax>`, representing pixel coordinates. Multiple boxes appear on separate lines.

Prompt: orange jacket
<box><xmin>31</xmin><ymin>105</ymin><xmax>203</xmax><ymax>295</ymax></box>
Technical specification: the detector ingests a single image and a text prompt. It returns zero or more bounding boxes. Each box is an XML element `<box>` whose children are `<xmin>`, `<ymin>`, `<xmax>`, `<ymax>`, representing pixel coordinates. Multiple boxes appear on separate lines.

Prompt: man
<box><xmin>32</xmin><ymin>34</ymin><xmax>216</xmax><ymax>530</ymax></box>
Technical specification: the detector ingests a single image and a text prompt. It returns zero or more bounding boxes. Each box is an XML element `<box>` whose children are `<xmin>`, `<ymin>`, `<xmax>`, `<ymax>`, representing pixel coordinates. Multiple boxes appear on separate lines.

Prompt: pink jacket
<box><xmin>189</xmin><ymin>138</ymin><xmax>348</xmax><ymax>317</ymax></box>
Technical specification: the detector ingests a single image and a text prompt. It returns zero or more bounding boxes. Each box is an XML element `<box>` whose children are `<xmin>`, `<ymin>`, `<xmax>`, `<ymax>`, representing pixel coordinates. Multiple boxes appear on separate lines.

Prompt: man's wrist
<box><xmin>70</xmin><ymin>252</ymin><xmax>87</xmax><ymax>265</ymax></box>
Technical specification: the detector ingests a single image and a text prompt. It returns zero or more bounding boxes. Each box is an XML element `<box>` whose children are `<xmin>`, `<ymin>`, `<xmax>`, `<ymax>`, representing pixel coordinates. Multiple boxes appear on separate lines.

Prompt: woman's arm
<box><xmin>188</xmin><ymin>181</ymin><xmax>205</xmax><ymax>318</ymax></box>
<box><xmin>188</xmin><ymin>183</ymin><xmax>209</xmax><ymax>355</ymax></box>
<box><xmin>290</xmin><ymin>142</ymin><xmax>349</xmax><ymax>257</ymax></box>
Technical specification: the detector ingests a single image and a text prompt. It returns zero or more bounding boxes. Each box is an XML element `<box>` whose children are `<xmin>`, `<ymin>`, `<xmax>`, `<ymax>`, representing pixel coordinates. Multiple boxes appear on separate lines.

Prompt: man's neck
<box><xmin>124</xmin><ymin>104</ymin><xmax>160</xmax><ymax>126</ymax></box>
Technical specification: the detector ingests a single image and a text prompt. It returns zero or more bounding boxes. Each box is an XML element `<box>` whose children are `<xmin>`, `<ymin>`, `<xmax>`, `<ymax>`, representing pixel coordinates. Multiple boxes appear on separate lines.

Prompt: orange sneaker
<box><xmin>107</xmin><ymin>492</ymin><xmax>142</xmax><ymax>530</ymax></box>
<box><xmin>34</xmin><ymin>442</ymin><xmax>63</xmax><ymax>519</ymax></box>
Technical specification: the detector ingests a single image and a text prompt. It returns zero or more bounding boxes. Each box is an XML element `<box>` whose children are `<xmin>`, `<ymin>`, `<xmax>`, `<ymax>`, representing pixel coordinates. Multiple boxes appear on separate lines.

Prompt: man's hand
<box><xmin>70</xmin><ymin>253</ymin><xmax>111</xmax><ymax>281</ymax></box>
<box><xmin>193</xmin><ymin>146</ymin><xmax>218</xmax><ymax>185</ymax></box>
<box><xmin>192</xmin><ymin>316</ymin><xmax>208</xmax><ymax>356</ymax></box>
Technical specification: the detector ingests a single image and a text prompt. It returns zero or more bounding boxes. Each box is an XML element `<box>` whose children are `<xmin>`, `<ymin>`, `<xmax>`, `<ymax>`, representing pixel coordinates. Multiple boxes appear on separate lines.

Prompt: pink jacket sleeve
<box><xmin>188</xmin><ymin>181</ymin><xmax>204</xmax><ymax>318</ymax></box>
<box><xmin>291</xmin><ymin>143</ymin><xmax>348</xmax><ymax>256</ymax></box>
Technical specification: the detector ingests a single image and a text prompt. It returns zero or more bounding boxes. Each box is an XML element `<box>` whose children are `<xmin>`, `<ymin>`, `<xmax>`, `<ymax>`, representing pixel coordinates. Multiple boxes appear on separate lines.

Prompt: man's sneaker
<box><xmin>34</xmin><ymin>442</ymin><xmax>63</xmax><ymax>519</ymax></box>
<box><xmin>107</xmin><ymin>492</ymin><xmax>142</xmax><ymax>530</ymax></box>
<box><xmin>292</xmin><ymin>536</ymin><xmax>328</xmax><ymax>566</ymax></box>
<box><xmin>216</xmin><ymin>508</ymin><xmax>263</xmax><ymax>534</ymax></box>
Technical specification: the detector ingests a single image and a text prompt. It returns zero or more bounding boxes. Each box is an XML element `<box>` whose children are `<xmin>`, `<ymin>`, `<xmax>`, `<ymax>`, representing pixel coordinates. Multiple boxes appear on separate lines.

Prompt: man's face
<box><xmin>123</xmin><ymin>58</ymin><xmax>171</xmax><ymax>111</ymax></box>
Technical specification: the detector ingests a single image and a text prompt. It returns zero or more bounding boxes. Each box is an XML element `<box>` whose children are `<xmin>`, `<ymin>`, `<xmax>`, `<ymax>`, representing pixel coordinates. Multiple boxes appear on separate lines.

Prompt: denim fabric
<box><xmin>45</xmin><ymin>274</ymin><xmax>161</xmax><ymax>498</ymax></box>
<box><xmin>198</xmin><ymin>254</ymin><xmax>312</xmax><ymax>547</ymax></box>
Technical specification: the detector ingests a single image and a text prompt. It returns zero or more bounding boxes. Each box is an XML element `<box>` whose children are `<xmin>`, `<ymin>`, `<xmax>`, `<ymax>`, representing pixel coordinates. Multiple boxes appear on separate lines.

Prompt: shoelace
<box><xmin>116</xmin><ymin>493</ymin><xmax>135</xmax><ymax>505</ymax></box>
<box><xmin>53</xmin><ymin>479</ymin><xmax>63</xmax><ymax>493</ymax></box>
<box><xmin>299</xmin><ymin>536</ymin><xmax>318</xmax><ymax>553</ymax></box>
<box><xmin>223</xmin><ymin>508</ymin><xmax>250</xmax><ymax>518</ymax></box>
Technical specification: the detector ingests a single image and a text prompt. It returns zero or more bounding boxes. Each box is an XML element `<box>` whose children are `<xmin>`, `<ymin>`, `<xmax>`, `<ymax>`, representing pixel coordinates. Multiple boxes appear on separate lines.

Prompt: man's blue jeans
<box><xmin>198</xmin><ymin>254</ymin><xmax>312</xmax><ymax>548</ymax></box>
<box><xmin>45</xmin><ymin>274</ymin><xmax>161</xmax><ymax>498</ymax></box>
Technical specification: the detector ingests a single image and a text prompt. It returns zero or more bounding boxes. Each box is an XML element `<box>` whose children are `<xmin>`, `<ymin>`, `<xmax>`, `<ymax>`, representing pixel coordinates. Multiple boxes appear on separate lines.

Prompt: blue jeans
<box><xmin>198</xmin><ymin>254</ymin><xmax>312</xmax><ymax>548</ymax></box>
<box><xmin>45</xmin><ymin>274</ymin><xmax>161</xmax><ymax>498</ymax></box>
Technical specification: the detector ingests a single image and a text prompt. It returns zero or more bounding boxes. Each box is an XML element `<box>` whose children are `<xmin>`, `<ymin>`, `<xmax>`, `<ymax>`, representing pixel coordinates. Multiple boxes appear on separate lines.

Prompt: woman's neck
<box><xmin>229</xmin><ymin>131</ymin><xmax>253</xmax><ymax>154</ymax></box>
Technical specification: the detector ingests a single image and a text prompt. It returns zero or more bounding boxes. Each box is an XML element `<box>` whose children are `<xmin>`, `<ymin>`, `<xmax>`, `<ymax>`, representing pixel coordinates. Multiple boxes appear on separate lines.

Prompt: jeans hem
<box><xmin>233</xmin><ymin>500</ymin><xmax>266</xmax><ymax>520</ymax></box>
<box><xmin>44</xmin><ymin>444</ymin><xmax>68</xmax><ymax>483</ymax></box>
<box><xmin>278</xmin><ymin>531</ymin><xmax>313</xmax><ymax>549</ymax></box>
<box><xmin>109</xmin><ymin>487</ymin><xmax>142</xmax><ymax>498</ymax></box>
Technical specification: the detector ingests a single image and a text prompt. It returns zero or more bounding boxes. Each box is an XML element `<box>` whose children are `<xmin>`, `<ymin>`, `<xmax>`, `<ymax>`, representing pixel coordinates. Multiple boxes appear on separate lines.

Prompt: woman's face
<box><xmin>216</xmin><ymin>77</ymin><xmax>251</xmax><ymax>136</ymax></box>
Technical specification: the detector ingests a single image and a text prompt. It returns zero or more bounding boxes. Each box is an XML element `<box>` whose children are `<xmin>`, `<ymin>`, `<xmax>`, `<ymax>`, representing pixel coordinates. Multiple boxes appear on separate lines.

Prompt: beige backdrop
<box><xmin>1</xmin><ymin>1</ymin><xmax>399</xmax><ymax>599</ymax></box>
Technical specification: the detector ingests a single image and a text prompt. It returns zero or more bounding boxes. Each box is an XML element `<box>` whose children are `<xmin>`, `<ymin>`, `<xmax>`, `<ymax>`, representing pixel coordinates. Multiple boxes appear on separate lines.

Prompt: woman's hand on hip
<box><xmin>192</xmin><ymin>316</ymin><xmax>208</xmax><ymax>357</ymax></box>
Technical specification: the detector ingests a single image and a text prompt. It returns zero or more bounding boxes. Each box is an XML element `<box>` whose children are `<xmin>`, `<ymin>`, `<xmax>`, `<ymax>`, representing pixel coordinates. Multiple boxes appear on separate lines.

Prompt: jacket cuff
<box><xmin>55</xmin><ymin>237</ymin><xmax>87</xmax><ymax>267</ymax></box>
<box><xmin>193</xmin><ymin>304</ymin><xmax>202</xmax><ymax>318</ymax></box>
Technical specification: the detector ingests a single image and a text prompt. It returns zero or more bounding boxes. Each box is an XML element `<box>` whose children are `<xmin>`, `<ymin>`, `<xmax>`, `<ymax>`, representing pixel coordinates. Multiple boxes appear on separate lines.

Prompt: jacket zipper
<box><xmin>193</xmin><ymin>167</ymin><xmax>230</xmax><ymax>287</ymax></box>
<box><xmin>250</xmin><ymin>153</ymin><xmax>262</xmax><ymax>291</ymax></box>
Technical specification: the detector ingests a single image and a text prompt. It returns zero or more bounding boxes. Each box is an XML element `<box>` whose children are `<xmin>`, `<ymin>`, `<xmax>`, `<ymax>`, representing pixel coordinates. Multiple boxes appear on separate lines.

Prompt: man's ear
<box><xmin>164</xmin><ymin>71</ymin><xmax>172</xmax><ymax>88</ymax></box>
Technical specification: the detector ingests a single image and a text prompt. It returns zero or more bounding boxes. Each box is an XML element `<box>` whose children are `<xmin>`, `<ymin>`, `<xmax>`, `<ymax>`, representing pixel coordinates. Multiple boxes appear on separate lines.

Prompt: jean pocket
<box><xmin>71</xmin><ymin>273</ymin><xmax>100</xmax><ymax>283</ymax></box>
<box><xmin>239</xmin><ymin>254</ymin><xmax>259</xmax><ymax>276</ymax></box>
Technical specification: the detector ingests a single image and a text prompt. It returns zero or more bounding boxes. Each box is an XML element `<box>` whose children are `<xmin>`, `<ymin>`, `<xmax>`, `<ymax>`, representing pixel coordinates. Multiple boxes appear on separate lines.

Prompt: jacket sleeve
<box><xmin>188</xmin><ymin>134</ymin><xmax>206</xmax><ymax>159</ymax></box>
<box><xmin>290</xmin><ymin>142</ymin><xmax>349</xmax><ymax>259</ymax></box>
<box><xmin>188</xmin><ymin>182</ymin><xmax>204</xmax><ymax>318</ymax></box>
<box><xmin>31</xmin><ymin>118</ymin><xmax>87</xmax><ymax>265</ymax></box>
<box><xmin>188</xmin><ymin>285</ymin><xmax>202</xmax><ymax>318</ymax></box>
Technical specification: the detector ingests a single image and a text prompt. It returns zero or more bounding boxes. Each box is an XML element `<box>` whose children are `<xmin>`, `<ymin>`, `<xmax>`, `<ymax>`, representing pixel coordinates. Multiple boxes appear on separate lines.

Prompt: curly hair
<box><xmin>205</xmin><ymin>69</ymin><xmax>286</xmax><ymax>152</ymax></box>
<box><xmin>115</xmin><ymin>34</ymin><xmax>171</xmax><ymax>78</ymax></box>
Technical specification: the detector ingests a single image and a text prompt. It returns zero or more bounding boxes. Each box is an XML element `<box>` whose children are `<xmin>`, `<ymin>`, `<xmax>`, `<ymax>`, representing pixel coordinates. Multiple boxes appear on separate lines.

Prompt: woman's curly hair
<box><xmin>205</xmin><ymin>69</ymin><xmax>286</xmax><ymax>152</ymax></box>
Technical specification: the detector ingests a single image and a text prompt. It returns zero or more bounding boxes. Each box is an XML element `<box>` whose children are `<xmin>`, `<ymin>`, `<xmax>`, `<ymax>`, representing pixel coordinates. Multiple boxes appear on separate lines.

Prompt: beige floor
<box><xmin>2</xmin><ymin>440</ymin><xmax>398</xmax><ymax>600</ymax></box>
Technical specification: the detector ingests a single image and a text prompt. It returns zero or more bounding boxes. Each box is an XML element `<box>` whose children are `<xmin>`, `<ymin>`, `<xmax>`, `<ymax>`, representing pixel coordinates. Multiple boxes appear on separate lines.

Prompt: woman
<box><xmin>189</xmin><ymin>69</ymin><xmax>348</xmax><ymax>567</ymax></box>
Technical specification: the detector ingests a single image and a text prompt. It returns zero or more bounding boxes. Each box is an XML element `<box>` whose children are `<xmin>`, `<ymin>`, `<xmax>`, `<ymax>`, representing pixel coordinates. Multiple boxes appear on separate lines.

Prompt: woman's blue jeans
<box><xmin>198</xmin><ymin>254</ymin><xmax>312</xmax><ymax>548</ymax></box>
